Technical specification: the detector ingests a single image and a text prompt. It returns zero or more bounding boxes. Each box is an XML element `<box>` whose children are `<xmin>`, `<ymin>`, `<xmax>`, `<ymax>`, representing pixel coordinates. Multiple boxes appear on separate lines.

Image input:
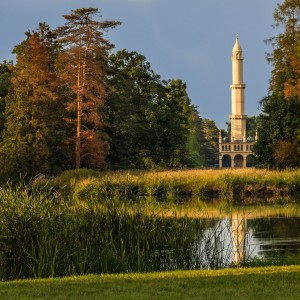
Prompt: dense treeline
<box><xmin>0</xmin><ymin>8</ymin><xmax>218</xmax><ymax>182</ymax></box>
<box><xmin>254</xmin><ymin>0</ymin><xmax>300</xmax><ymax>168</ymax></box>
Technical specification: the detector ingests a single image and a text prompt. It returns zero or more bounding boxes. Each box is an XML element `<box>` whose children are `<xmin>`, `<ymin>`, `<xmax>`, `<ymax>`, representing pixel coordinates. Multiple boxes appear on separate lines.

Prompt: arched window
<box><xmin>222</xmin><ymin>155</ymin><xmax>231</xmax><ymax>168</ymax></box>
<box><xmin>234</xmin><ymin>154</ymin><xmax>243</xmax><ymax>168</ymax></box>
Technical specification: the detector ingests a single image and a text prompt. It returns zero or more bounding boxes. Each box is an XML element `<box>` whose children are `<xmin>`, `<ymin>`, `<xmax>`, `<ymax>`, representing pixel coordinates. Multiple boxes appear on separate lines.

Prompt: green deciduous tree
<box><xmin>199</xmin><ymin>118</ymin><xmax>219</xmax><ymax>167</ymax></box>
<box><xmin>156</xmin><ymin>79</ymin><xmax>200</xmax><ymax>168</ymax></box>
<box><xmin>105</xmin><ymin>50</ymin><xmax>164</xmax><ymax>168</ymax></box>
<box><xmin>0</xmin><ymin>61</ymin><xmax>13</xmax><ymax>134</ymax></box>
<box><xmin>254</xmin><ymin>94</ymin><xmax>300</xmax><ymax>168</ymax></box>
<box><xmin>106</xmin><ymin>50</ymin><xmax>200</xmax><ymax>169</ymax></box>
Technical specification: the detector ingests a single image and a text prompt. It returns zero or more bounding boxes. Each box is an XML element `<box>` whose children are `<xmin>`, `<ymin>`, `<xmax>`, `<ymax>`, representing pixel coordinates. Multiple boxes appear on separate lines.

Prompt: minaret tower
<box><xmin>230</xmin><ymin>34</ymin><xmax>247</xmax><ymax>142</ymax></box>
<box><xmin>219</xmin><ymin>35</ymin><xmax>255</xmax><ymax>168</ymax></box>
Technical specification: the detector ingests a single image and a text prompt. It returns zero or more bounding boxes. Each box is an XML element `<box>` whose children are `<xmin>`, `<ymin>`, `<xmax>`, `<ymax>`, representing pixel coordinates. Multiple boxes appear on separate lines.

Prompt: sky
<box><xmin>0</xmin><ymin>0</ymin><xmax>281</xmax><ymax>129</ymax></box>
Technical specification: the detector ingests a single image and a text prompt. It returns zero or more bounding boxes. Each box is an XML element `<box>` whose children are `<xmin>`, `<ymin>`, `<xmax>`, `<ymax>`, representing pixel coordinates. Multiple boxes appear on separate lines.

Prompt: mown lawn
<box><xmin>1</xmin><ymin>266</ymin><xmax>299</xmax><ymax>300</ymax></box>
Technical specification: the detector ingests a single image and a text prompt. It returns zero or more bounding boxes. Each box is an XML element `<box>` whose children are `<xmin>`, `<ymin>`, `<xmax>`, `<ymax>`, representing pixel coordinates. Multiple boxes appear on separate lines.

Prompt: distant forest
<box><xmin>0</xmin><ymin>1</ymin><xmax>299</xmax><ymax>183</ymax></box>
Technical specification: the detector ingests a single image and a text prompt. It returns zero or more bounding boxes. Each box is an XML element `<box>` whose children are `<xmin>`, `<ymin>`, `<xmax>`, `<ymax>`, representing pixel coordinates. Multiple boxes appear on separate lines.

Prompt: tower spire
<box><xmin>230</xmin><ymin>35</ymin><xmax>246</xmax><ymax>141</ymax></box>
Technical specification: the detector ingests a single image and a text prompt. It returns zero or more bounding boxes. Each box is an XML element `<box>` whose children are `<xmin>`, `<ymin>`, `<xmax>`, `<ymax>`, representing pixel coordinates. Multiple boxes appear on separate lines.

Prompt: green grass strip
<box><xmin>1</xmin><ymin>266</ymin><xmax>300</xmax><ymax>299</ymax></box>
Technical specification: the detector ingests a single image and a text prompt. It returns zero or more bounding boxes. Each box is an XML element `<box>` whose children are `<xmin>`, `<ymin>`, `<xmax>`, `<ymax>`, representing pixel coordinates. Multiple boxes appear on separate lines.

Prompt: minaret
<box><xmin>230</xmin><ymin>35</ymin><xmax>246</xmax><ymax>142</ymax></box>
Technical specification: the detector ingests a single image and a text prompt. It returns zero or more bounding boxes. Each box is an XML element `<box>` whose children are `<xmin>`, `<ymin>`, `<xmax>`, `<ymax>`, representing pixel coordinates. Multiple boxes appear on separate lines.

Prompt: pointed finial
<box><xmin>236</xmin><ymin>33</ymin><xmax>239</xmax><ymax>40</ymax></box>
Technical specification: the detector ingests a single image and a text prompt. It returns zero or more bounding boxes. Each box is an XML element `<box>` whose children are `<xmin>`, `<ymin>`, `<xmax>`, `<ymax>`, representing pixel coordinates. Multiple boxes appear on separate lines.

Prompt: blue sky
<box><xmin>0</xmin><ymin>0</ymin><xmax>280</xmax><ymax>128</ymax></box>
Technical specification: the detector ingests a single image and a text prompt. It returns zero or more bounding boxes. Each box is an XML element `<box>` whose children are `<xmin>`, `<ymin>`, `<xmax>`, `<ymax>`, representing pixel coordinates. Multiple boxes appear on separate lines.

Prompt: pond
<box><xmin>151</xmin><ymin>195</ymin><xmax>300</xmax><ymax>269</ymax></box>
<box><xmin>1</xmin><ymin>190</ymin><xmax>299</xmax><ymax>280</ymax></box>
<box><xmin>199</xmin><ymin>213</ymin><xmax>300</xmax><ymax>267</ymax></box>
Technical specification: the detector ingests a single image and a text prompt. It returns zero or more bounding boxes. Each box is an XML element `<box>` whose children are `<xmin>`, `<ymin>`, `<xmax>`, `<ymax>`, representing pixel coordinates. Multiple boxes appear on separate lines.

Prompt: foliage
<box><xmin>254</xmin><ymin>94</ymin><xmax>300</xmax><ymax>168</ymax></box>
<box><xmin>0</xmin><ymin>7</ymin><xmax>219</xmax><ymax>178</ymax></box>
<box><xmin>0</xmin><ymin>61</ymin><xmax>13</xmax><ymax>134</ymax></box>
<box><xmin>0</xmin><ymin>25</ymin><xmax>69</xmax><ymax>182</ymax></box>
<box><xmin>198</xmin><ymin>118</ymin><xmax>219</xmax><ymax>167</ymax></box>
<box><xmin>55</xmin><ymin>8</ymin><xmax>121</xmax><ymax>169</ymax></box>
<box><xmin>266</xmin><ymin>0</ymin><xmax>300</xmax><ymax>94</ymax></box>
<box><xmin>256</xmin><ymin>1</ymin><xmax>300</xmax><ymax>168</ymax></box>
<box><xmin>105</xmin><ymin>50</ymin><xmax>164</xmax><ymax>169</ymax></box>
<box><xmin>106</xmin><ymin>50</ymin><xmax>201</xmax><ymax>169</ymax></box>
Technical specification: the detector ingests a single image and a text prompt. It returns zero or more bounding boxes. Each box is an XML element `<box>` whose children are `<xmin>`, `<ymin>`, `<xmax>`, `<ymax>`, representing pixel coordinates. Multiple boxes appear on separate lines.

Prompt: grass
<box><xmin>1</xmin><ymin>266</ymin><xmax>299</xmax><ymax>300</ymax></box>
<box><xmin>51</xmin><ymin>168</ymin><xmax>300</xmax><ymax>202</ymax></box>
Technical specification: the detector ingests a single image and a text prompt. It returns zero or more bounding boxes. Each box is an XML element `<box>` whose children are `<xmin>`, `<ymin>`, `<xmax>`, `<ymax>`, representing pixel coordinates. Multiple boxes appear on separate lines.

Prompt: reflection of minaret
<box><xmin>231</xmin><ymin>212</ymin><xmax>247</xmax><ymax>265</ymax></box>
<box><xmin>230</xmin><ymin>34</ymin><xmax>247</xmax><ymax>142</ymax></box>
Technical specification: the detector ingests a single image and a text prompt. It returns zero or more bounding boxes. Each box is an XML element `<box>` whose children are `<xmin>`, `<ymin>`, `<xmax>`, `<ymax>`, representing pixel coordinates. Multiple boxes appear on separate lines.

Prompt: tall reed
<box><xmin>0</xmin><ymin>183</ymin><xmax>236</xmax><ymax>280</ymax></box>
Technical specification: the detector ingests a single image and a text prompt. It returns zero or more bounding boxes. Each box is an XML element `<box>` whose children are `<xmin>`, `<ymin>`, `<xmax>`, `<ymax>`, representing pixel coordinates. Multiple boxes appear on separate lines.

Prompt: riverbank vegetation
<box><xmin>0</xmin><ymin>168</ymin><xmax>299</xmax><ymax>280</ymax></box>
<box><xmin>1</xmin><ymin>266</ymin><xmax>300</xmax><ymax>300</ymax></box>
<box><xmin>53</xmin><ymin>168</ymin><xmax>300</xmax><ymax>202</ymax></box>
<box><xmin>0</xmin><ymin>169</ymin><xmax>300</xmax><ymax>280</ymax></box>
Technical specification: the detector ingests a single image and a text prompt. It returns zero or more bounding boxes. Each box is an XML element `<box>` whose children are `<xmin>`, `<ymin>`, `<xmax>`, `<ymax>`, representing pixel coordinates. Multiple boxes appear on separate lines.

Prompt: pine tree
<box><xmin>55</xmin><ymin>8</ymin><xmax>121</xmax><ymax>169</ymax></box>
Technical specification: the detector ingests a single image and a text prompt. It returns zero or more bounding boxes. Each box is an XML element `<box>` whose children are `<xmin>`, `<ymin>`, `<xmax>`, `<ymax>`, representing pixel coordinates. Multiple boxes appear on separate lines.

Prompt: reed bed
<box><xmin>0</xmin><ymin>183</ymin><xmax>236</xmax><ymax>280</ymax></box>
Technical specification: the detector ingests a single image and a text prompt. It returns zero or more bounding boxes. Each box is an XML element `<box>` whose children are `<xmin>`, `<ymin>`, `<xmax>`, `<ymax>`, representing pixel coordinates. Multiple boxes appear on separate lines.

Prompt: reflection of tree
<box><xmin>248</xmin><ymin>217</ymin><xmax>300</xmax><ymax>258</ymax></box>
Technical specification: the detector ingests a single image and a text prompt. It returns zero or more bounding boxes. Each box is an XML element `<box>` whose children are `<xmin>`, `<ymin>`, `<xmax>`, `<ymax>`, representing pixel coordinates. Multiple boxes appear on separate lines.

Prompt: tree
<box><xmin>266</xmin><ymin>0</ymin><xmax>300</xmax><ymax>94</ymax></box>
<box><xmin>105</xmin><ymin>50</ymin><xmax>164</xmax><ymax>168</ymax></box>
<box><xmin>254</xmin><ymin>94</ymin><xmax>300</xmax><ymax>168</ymax></box>
<box><xmin>199</xmin><ymin>118</ymin><xmax>219</xmax><ymax>167</ymax></box>
<box><xmin>0</xmin><ymin>25</ymin><xmax>68</xmax><ymax>181</ymax></box>
<box><xmin>0</xmin><ymin>61</ymin><xmax>13</xmax><ymax>134</ymax></box>
<box><xmin>55</xmin><ymin>8</ymin><xmax>121</xmax><ymax>169</ymax></box>
<box><xmin>254</xmin><ymin>0</ymin><xmax>300</xmax><ymax>168</ymax></box>
<box><xmin>106</xmin><ymin>50</ymin><xmax>200</xmax><ymax>169</ymax></box>
<box><xmin>156</xmin><ymin>79</ymin><xmax>199</xmax><ymax>168</ymax></box>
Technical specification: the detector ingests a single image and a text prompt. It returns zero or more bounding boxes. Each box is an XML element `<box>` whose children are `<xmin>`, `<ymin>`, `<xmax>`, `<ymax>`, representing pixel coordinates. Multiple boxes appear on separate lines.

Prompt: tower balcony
<box><xmin>230</xmin><ymin>84</ymin><xmax>246</xmax><ymax>89</ymax></box>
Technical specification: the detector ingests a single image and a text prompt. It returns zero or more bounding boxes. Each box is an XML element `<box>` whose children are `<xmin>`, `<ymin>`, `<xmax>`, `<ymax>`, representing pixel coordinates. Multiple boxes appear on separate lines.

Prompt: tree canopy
<box><xmin>0</xmin><ymin>7</ymin><xmax>220</xmax><ymax>182</ymax></box>
<box><xmin>254</xmin><ymin>0</ymin><xmax>300</xmax><ymax>169</ymax></box>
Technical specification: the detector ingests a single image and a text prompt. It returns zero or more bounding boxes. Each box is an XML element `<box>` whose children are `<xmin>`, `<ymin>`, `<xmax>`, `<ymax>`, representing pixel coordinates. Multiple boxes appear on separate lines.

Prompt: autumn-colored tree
<box><xmin>284</xmin><ymin>49</ymin><xmax>300</xmax><ymax>97</ymax></box>
<box><xmin>55</xmin><ymin>8</ymin><xmax>121</xmax><ymax>169</ymax></box>
<box><xmin>266</xmin><ymin>0</ymin><xmax>300</xmax><ymax>94</ymax></box>
<box><xmin>273</xmin><ymin>139</ymin><xmax>300</xmax><ymax>168</ymax></box>
<box><xmin>0</xmin><ymin>25</ymin><xmax>67</xmax><ymax>181</ymax></box>
<box><xmin>255</xmin><ymin>0</ymin><xmax>300</xmax><ymax>169</ymax></box>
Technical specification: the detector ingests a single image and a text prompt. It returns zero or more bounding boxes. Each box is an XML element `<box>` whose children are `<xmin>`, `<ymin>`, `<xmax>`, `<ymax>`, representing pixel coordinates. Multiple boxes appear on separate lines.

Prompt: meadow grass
<box><xmin>0</xmin><ymin>266</ymin><xmax>299</xmax><ymax>300</ymax></box>
<box><xmin>52</xmin><ymin>168</ymin><xmax>300</xmax><ymax>202</ymax></box>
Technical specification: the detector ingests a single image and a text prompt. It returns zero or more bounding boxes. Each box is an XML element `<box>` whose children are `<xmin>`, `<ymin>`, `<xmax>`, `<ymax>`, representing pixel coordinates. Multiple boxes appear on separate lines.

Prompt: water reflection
<box><xmin>248</xmin><ymin>216</ymin><xmax>300</xmax><ymax>259</ymax></box>
<box><xmin>204</xmin><ymin>213</ymin><xmax>300</xmax><ymax>265</ymax></box>
<box><xmin>231</xmin><ymin>212</ymin><xmax>247</xmax><ymax>265</ymax></box>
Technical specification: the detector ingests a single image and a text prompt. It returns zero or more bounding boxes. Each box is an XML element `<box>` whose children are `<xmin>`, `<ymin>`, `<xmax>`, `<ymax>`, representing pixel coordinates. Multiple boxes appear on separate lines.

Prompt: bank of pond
<box><xmin>55</xmin><ymin>168</ymin><xmax>300</xmax><ymax>200</ymax></box>
<box><xmin>0</xmin><ymin>168</ymin><xmax>299</xmax><ymax>280</ymax></box>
